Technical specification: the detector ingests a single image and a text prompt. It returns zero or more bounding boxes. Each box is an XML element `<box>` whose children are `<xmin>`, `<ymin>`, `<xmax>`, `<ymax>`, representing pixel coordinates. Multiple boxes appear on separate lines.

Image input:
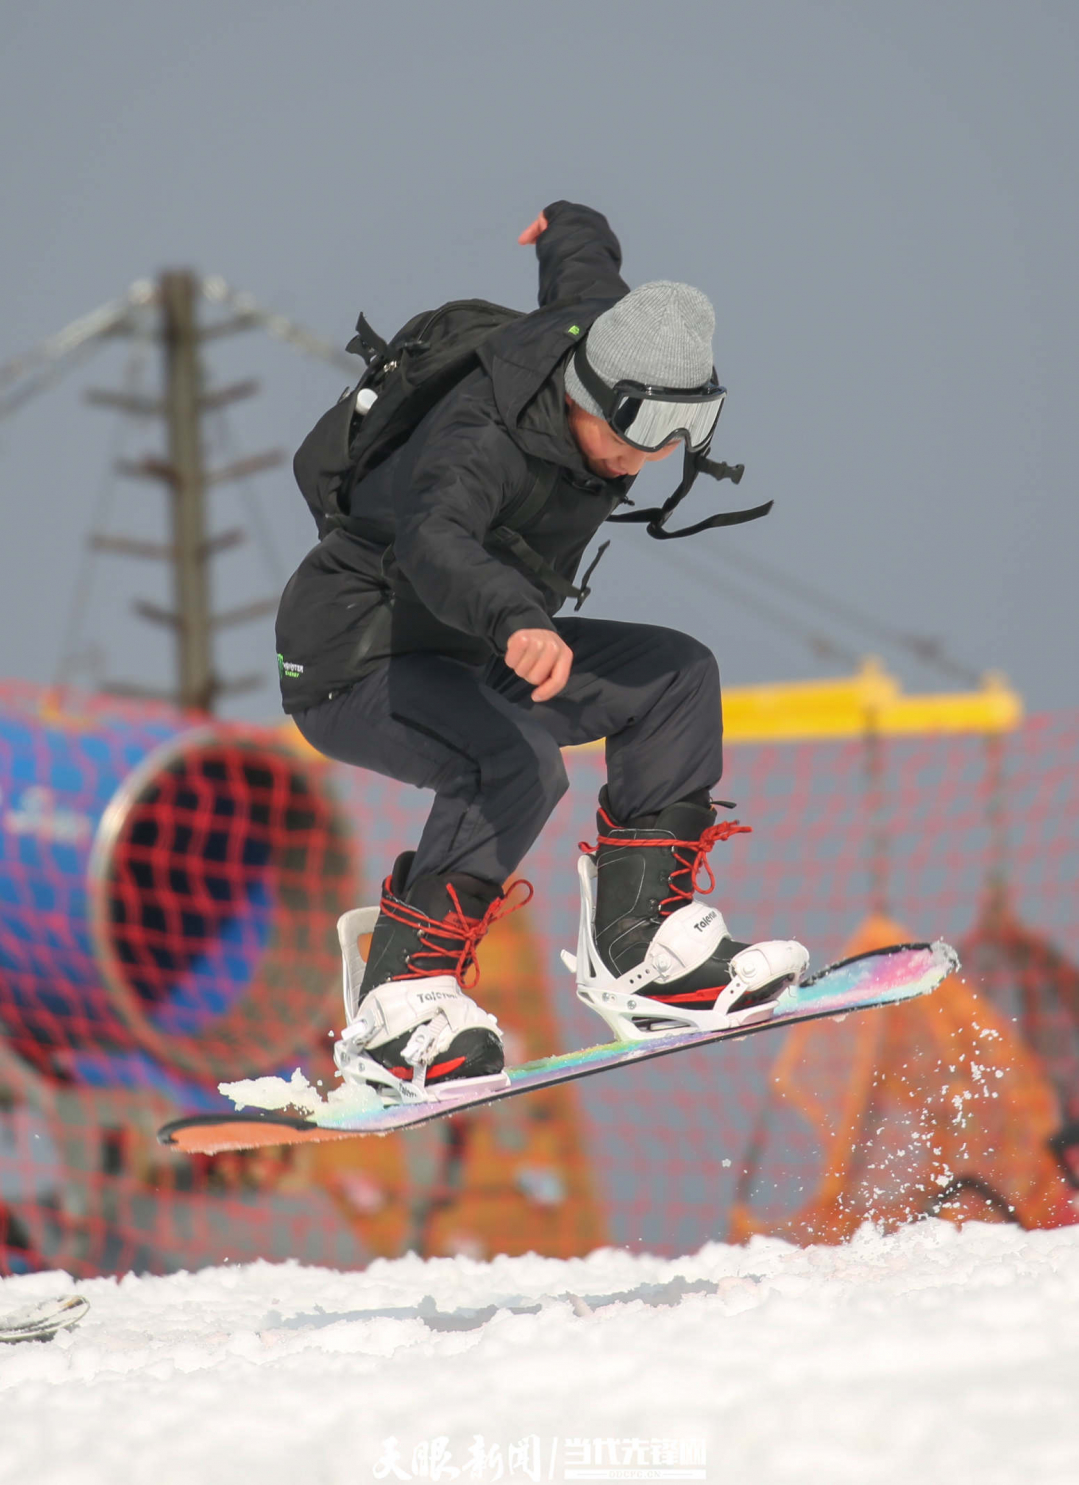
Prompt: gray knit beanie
<box><xmin>564</xmin><ymin>281</ymin><xmax>716</xmax><ymax>417</ymax></box>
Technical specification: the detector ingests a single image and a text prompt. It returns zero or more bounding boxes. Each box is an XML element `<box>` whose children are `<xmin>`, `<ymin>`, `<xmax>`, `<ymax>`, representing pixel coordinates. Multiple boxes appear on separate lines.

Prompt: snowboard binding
<box><xmin>562</xmin><ymin>851</ymin><xmax>810</xmax><ymax>1043</ymax></box>
<box><xmin>333</xmin><ymin>906</ymin><xmax>511</xmax><ymax>1107</ymax></box>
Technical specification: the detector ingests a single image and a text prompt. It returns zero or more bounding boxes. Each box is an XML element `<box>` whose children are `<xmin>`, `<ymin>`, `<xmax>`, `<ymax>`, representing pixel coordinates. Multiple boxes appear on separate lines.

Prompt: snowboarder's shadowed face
<box><xmin>566</xmin><ymin>398</ymin><xmax>681</xmax><ymax>480</ymax></box>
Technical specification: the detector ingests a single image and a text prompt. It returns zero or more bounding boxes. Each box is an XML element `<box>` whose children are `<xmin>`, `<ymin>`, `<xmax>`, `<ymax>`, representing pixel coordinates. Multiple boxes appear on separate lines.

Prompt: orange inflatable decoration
<box><xmin>728</xmin><ymin>913</ymin><xmax>1077</xmax><ymax>1244</ymax></box>
<box><xmin>962</xmin><ymin>897</ymin><xmax>1079</xmax><ymax>1123</ymax></box>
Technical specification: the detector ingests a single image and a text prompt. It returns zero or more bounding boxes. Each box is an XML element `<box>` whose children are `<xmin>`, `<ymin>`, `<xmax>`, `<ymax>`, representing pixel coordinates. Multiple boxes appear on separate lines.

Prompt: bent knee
<box><xmin>526</xmin><ymin>735</ymin><xmax>570</xmax><ymax>810</ymax></box>
<box><xmin>650</xmin><ymin>626</ymin><xmax>720</xmax><ymax>686</ymax></box>
<box><xmin>484</xmin><ymin>729</ymin><xmax>568</xmax><ymax>809</ymax></box>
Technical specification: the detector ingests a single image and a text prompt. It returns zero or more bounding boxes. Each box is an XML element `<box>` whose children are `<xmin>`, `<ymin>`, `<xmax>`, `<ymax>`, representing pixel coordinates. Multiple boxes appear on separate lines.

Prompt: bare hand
<box><xmin>505</xmin><ymin>627</ymin><xmax>572</xmax><ymax>702</ymax></box>
<box><xmin>517</xmin><ymin>211</ymin><xmax>549</xmax><ymax>246</ymax></box>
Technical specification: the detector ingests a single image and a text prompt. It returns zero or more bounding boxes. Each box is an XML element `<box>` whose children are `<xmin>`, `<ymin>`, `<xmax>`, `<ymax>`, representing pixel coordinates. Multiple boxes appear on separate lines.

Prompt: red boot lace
<box><xmin>380</xmin><ymin>877</ymin><xmax>534</xmax><ymax>989</ymax></box>
<box><xmin>580</xmin><ymin>805</ymin><xmax>751</xmax><ymax>917</ymax></box>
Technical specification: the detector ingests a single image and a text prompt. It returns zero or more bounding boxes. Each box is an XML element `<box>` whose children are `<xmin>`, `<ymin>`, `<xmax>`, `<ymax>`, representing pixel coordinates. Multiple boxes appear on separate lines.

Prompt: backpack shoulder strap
<box><xmin>487</xmin><ymin>459</ymin><xmax>607</xmax><ymax>611</ymax></box>
<box><xmin>496</xmin><ymin>458</ymin><xmax>559</xmax><ymax>530</ymax></box>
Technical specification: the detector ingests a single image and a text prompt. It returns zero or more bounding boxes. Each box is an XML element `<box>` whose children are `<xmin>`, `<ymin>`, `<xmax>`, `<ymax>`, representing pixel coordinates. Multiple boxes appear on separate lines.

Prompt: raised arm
<box><xmin>519</xmin><ymin>199</ymin><xmax>629</xmax><ymax>308</ymax></box>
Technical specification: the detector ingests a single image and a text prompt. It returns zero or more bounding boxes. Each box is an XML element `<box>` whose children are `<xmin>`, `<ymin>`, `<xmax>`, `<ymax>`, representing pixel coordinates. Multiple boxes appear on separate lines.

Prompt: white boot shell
<box><xmin>561</xmin><ymin>855</ymin><xmax>809</xmax><ymax>1042</ymax></box>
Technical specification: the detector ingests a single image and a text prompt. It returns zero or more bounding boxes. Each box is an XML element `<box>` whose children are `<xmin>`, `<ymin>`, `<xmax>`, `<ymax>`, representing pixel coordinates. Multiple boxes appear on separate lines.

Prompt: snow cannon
<box><xmin>0</xmin><ymin>682</ymin><xmax>356</xmax><ymax>1084</ymax></box>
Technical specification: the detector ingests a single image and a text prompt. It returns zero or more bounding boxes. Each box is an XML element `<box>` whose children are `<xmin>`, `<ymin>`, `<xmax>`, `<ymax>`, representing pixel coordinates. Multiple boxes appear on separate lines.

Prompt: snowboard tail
<box><xmin>159</xmin><ymin>942</ymin><xmax>957</xmax><ymax>1155</ymax></box>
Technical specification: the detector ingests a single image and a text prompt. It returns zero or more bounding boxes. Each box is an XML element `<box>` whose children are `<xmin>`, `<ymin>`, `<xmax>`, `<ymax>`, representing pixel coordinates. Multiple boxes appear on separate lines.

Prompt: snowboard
<box><xmin>158</xmin><ymin>941</ymin><xmax>957</xmax><ymax>1155</ymax></box>
<box><xmin>0</xmin><ymin>1294</ymin><xmax>89</xmax><ymax>1344</ymax></box>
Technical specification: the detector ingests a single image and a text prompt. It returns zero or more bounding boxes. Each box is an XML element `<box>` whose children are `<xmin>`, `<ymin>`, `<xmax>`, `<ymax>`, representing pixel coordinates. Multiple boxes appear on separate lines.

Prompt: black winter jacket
<box><xmin>275</xmin><ymin>201</ymin><xmax>632</xmax><ymax>713</ymax></box>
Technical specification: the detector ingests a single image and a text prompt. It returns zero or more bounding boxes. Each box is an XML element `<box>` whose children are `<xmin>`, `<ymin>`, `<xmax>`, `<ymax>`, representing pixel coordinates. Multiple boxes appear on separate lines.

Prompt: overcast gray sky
<box><xmin>2</xmin><ymin>0</ymin><xmax>1077</xmax><ymax>716</ymax></box>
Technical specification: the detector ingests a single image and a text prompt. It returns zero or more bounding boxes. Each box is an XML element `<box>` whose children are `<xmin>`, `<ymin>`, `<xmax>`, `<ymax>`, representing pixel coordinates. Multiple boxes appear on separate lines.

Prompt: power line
<box><xmin>712</xmin><ymin>539</ymin><xmax>981</xmax><ymax>687</ymax></box>
<box><xmin>0</xmin><ymin>281</ymin><xmax>155</xmax><ymax>421</ymax></box>
<box><xmin>0</xmin><ymin>276</ymin><xmax>355</xmax><ymax>426</ymax></box>
<box><xmin>647</xmin><ymin>538</ymin><xmax>864</xmax><ymax>670</ymax></box>
<box><xmin>200</xmin><ymin>277</ymin><xmax>356</xmax><ymax>375</ymax></box>
<box><xmin>644</xmin><ymin>514</ymin><xmax>982</xmax><ymax>687</ymax></box>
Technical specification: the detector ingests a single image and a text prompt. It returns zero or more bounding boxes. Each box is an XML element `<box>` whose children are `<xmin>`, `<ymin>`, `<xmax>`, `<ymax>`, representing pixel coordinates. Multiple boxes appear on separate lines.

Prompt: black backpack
<box><xmin>293</xmin><ymin>299</ymin><xmax>525</xmax><ymax>541</ymax></box>
<box><xmin>293</xmin><ymin>298</ymin><xmax>613</xmax><ymax>608</ymax></box>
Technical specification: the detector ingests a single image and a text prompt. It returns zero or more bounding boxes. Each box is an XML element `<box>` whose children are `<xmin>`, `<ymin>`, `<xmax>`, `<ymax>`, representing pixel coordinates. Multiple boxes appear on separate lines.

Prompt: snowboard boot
<box><xmin>565</xmin><ymin>789</ymin><xmax>809</xmax><ymax>1040</ymax></box>
<box><xmin>334</xmin><ymin>852</ymin><xmax>529</xmax><ymax>1101</ymax></box>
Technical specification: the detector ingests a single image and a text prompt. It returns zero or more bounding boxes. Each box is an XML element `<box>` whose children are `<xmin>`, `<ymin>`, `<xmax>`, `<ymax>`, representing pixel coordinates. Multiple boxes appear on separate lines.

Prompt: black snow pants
<box><xmin>292</xmin><ymin>616</ymin><xmax>723</xmax><ymax>888</ymax></box>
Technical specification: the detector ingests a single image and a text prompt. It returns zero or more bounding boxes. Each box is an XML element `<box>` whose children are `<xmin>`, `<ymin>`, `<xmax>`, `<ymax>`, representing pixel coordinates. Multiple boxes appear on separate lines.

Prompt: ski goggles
<box><xmin>571</xmin><ymin>339</ymin><xmax>726</xmax><ymax>453</ymax></box>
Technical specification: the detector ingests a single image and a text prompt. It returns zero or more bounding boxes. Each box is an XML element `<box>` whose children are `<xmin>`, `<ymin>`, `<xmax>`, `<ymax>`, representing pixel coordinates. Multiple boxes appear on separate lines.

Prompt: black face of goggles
<box><xmin>570</xmin><ymin>338</ymin><xmax>726</xmax><ymax>453</ymax></box>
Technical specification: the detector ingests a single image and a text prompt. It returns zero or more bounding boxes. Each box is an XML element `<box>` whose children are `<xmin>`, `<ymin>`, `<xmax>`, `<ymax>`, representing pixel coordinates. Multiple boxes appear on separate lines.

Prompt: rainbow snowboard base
<box><xmin>158</xmin><ymin>941</ymin><xmax>957</xmax><ymax>1156</ymax></box>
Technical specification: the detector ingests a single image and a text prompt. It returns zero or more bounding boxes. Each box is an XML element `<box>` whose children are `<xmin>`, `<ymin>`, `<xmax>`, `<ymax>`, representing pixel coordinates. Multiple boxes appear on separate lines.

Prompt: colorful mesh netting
<box><xmin>1</xmin><ymin>684</ymin><xmax>1077</xmax><ymax>1273</ymax></box>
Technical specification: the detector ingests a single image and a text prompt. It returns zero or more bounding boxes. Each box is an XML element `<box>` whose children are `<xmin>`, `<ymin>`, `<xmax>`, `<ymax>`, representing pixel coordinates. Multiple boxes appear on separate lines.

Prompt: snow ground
<box><xmin>1</xmin><ymin>1222</ymin><xmax>1077</xmax><ymax>1485</ymax></box>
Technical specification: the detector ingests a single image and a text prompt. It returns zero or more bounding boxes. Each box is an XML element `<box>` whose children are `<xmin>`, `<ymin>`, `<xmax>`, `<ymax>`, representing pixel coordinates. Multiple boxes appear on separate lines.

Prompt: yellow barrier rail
<box><xmin>722</xmin><ymin>658</ymin><xmax>1023</xmax><ymax>743</ymax></box>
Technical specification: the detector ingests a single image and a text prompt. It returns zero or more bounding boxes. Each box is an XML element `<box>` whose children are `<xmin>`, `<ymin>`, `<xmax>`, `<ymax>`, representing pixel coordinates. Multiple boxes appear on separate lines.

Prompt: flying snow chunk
<box><xmin>218</xmin><ymin>1068</ymin><xmax>380</xmax><ymax>1116</ymax></box>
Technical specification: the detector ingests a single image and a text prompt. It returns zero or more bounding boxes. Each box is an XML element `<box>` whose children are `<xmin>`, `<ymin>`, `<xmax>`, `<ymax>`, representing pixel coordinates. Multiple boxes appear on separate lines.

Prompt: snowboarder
<box><xmin>276</xmin><ymin>200</ymin><xmax>808</xmax><ymax>1100</ymax></box>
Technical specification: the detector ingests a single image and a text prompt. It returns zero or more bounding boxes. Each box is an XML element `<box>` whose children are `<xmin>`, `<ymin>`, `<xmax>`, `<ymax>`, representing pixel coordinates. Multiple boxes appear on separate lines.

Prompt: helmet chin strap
<box><xmin>607</xmin><ymin>442</ymin><xmax>773</xmax><ymax>540</ymax></box>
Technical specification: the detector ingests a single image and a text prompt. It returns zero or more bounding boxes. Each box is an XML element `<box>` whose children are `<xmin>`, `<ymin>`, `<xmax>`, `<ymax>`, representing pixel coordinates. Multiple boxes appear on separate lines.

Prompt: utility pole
<box><xmin>162</xmin><ymin>271</ymin><xmax>212</xmax><ymax>711</ymax></box>
<box><xmin>86</xmin><ymin>270</ymin><xmax>285</xmax><ymax>712</ymax></box>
